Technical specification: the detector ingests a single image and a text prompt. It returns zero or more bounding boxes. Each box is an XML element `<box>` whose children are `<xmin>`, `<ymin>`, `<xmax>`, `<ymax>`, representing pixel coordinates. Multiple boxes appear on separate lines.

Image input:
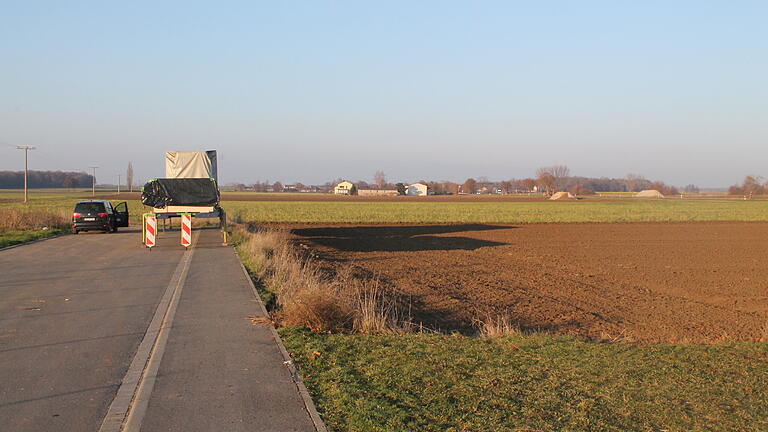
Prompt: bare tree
<box><xmin>62</xmin><ymin>175</ymin><xmax>78</xmax><ymax>191</ymax></box>
<box><xmin>126</xmin><ymin>162</ymin><xmax>134</xmax><ymax>192</ymax></box>
<box><xmin>537</xmin><ymin>165</ymin><xmax>570</xmax><ymax>191</ymax></box>
<box><xmin>499</xmin><ymin>181</ymin><xmax>512</xmax><ymax>195</ymax></box>
<box><xmin>742</xmin><ymin>175</ymin><xmax>764</xmax><ymax>198</ymax></box>
<box><xmin>624</xmin><ymin>173</ymin><xmax>645</xmax><ymax>192</ymax></box>
<box><xmin>374</xmin><ymin>170</ymin><xmax>386</xmax><ymax>189</ymax></box>
<box><xmin>683</xmin><ymin>184</ymin><xmax>699</xmax><ymax>194</ymax></box>
<box><xmin>462</xmin><ymin>178</ymin><xmax>477</xmax><ymax>194</ymax></box>
<box><xmin>535</xmin><ymin>169</ymin><xmax>556</xmax><ymax>195</ymax></box>
<box><xmin>520</xmin><ymin>178</ymin><xmax>536</xmax><ymax>193</ymax></box>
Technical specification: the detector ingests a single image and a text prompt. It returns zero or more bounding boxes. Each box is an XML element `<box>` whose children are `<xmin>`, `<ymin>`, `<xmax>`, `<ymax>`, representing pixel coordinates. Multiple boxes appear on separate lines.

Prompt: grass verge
<box><xmin>280</xmin><ymin>328</ymin><xmax>768</xmax><ymax>432</ymax></box>
<box><xmin>0</xmin><ymin>207</ymin><xmax>69</xmax><ymax>248</ymax></box>
<box><xmin>231</xmin><ymin>223</ymin><xmax>411</xmax><ymax>333</ymax></box>
<box><xmin>0</xmin><ymin>228</ymin><xmax>65</xmax><ymax>248</ymax></box>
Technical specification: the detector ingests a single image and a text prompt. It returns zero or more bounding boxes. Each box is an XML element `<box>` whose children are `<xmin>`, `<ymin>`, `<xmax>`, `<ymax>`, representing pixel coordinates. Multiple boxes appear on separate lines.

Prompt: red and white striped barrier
<box><xmin>181</xmin><ymin>214</ymin><xmax>192</xmax><ymax>248</ymax></box>
<box><xmin>145</xmin><ymin>215</ymin><xmax>157</xmax><ymax>249</ymax></box>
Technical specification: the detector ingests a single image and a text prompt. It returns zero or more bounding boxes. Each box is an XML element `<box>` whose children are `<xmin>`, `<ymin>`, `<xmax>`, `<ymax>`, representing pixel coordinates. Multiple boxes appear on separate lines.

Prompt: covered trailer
<box><xmin>141</xmin><ymin>151</ymin><xmax>226</xmax><ymax>245</ymax></box>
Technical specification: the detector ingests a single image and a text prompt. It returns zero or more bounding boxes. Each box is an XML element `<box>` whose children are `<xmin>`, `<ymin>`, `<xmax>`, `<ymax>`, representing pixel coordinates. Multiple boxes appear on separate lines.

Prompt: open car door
<box><xmin>113</xmin><ymin>202</ymin><xmax>129</xmax><ymax>227</ymax></box>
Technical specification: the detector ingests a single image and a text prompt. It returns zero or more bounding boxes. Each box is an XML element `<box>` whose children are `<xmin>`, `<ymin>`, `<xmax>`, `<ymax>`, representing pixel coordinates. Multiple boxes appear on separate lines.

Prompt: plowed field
<box><xmin>289</xmin><ymin>222</ymin><xmax>768</xmax><ymax>342</ymax></box>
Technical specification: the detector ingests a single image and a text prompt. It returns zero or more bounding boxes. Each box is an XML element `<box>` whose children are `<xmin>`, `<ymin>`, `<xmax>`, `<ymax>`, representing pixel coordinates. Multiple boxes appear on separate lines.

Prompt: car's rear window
<box><xmin>75</xmin><ymin>202</ymin><xmax>105</xmax><ymax>213</ymax></box>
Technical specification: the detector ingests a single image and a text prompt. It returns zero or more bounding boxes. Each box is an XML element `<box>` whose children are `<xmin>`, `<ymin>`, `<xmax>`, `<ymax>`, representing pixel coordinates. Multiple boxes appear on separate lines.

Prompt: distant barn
<box><xmin>334</xmin><ymin>181</ymin><xmax>355</xmax><ymax>195</ymax></box>
<box><xmin>406</xmin><ymin>183</ymin><xmax>429</xmax><ymax>196</ymax></box>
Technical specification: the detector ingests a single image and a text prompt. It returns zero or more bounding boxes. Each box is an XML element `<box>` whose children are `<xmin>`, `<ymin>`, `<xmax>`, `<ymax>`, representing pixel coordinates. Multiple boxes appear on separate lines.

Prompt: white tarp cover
<box><xmin>165</xmin><ymin>151</ymin><xmax>217</xmax><ymax>180</ymax></box>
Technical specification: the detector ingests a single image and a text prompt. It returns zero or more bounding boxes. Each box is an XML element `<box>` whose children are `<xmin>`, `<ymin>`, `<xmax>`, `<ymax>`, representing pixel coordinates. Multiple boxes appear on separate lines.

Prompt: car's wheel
<box><xmin>72</xmin><ymin>229</ymin><xmax>79</xmax><ymax>235</ymax></box>
<box><xmin>113</xmin><ymin>226</ymin><xmax>119</xmax><ymax>233</ymax></box>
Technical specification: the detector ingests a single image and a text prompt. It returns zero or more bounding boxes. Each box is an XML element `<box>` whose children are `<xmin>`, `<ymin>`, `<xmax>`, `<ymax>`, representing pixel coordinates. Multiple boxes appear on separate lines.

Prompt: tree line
<box><xmin>728</xmin><ymin>176</ymin><xmax>768</xmax><ymax>198</ymax></box>
<box><xmin>0</xmin><ymin>170</ymin><xmax>94</xmax><ymax>189</ymax></box>
<box><xmin>232</xmin><ymin>166</ymin><xmax>708</xmax><ymax>196</ymax></box>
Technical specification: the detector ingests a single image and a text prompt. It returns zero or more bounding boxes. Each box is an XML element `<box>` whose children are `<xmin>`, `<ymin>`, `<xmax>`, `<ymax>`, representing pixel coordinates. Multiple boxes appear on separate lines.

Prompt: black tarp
<box><xmin>141</xmin><ymin>178</ymin><xmax>220</xmax><ymax>208</ymax></box>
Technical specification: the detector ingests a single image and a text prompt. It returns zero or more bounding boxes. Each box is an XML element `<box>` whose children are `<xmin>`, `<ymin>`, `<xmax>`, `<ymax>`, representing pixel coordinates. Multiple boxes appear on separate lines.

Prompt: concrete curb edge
<box><xmin>235</xmin><ymin>254</ymin><xmax>329</xmax><ymax>432</ymax></box>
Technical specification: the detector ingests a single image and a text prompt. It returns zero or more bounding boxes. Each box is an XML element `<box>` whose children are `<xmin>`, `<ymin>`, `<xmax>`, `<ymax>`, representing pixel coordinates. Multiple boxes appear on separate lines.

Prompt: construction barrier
<box><xmin>145</xmin><ymin>214</ymin><xmax>157</xmax><ymax>249</ymax></box>
<box><xmin>180</xmin><ymin>213</ymin><xmax>192</xmax><ymax>248</ymax></box>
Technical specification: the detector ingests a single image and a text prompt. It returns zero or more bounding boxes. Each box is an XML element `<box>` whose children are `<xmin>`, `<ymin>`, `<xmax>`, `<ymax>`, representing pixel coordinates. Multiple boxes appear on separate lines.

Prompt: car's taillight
<box><xmin>98</xmin><ymin>212</ymin><xmax>108</xmax><ymax>218</ymax></box>
<box><xmin>73</xmin><ymin>212</ymin><xmax>81</xmax><ymax>218</ymax></box>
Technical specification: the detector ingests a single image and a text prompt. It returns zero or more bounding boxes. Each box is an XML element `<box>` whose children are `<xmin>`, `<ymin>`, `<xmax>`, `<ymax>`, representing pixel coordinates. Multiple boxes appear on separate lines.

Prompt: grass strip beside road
<box><xmin>280</xmin><ymin>328</ymin><xmax>768</xmax><ymax>432</ymax></box>
<box><xmin>0</xmin><ymin>228</ymin><xmax>65</xmax><ymax>248</ymax></box>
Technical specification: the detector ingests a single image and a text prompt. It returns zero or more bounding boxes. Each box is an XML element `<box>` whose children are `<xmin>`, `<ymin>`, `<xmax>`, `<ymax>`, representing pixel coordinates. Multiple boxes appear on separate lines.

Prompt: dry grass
<box><xmin>233</xmin><ymin>223</ymin><xmax>411</xmax><ymax>334</ymax></box>
<box><xmin>0</xmin><ymin>207</ymin><xmax>69</xmax><ymax>231</ymax></box>
<box><xmin>472</xmin><ymin>313</ymin><xmax>521</xmax><ymax>338</ymax></box>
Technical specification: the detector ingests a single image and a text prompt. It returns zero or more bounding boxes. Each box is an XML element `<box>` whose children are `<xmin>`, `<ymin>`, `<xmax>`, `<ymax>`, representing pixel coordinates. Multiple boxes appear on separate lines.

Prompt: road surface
<box><xmin>0</xmin><ymin>227</ymin><xmax>320</xmax><ymax>432</ymax></box>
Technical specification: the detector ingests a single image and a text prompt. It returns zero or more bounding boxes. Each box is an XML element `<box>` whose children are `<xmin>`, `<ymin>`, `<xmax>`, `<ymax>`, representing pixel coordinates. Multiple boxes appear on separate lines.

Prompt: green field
<box><xmin>226</xmin><ymin>198</ymin><xmax>768</xmax><ymax>223</ymax></box>
<box><xmin>281</xmin><ymin>328</ymin><xmax>768</xmax><ymax>432</ymax></box>
<box><xmin>4</xmin><ymin>190</ymin><xmax>768</xmax><ymax>226</ymax></box>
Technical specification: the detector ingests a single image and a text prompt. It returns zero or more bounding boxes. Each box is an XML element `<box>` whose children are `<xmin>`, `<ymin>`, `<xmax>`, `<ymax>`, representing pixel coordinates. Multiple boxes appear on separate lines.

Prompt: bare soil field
<box><xmin>287</xmin><ymin>222</ymin><xmax>768</xmax><ymax>343</ymax></box>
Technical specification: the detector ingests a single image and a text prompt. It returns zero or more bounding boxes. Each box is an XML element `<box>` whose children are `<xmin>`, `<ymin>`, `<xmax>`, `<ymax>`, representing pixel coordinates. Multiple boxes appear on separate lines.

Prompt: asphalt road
<box><xmin>0</xmin><ymin>228</ymin><xmax>318</xmax><ymax>431</ymax></box>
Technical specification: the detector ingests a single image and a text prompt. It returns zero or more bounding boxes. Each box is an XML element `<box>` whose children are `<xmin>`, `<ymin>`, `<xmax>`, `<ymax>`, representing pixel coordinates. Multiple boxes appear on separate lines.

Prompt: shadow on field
<box><xmin>292</xmin><ymin>224</ymin><xmax>511</xmax><ymax>252</ymax></box>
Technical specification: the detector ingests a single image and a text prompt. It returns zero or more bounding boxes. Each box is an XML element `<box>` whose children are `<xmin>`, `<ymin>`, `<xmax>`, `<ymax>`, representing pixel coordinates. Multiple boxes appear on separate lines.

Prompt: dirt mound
<box><xmin>549</xmin><ymin>192</ymin><xmax>577</xmax><ymax>201</ymax></box>
<box><xmin>635</xmin><ymin>190</ymin><xmax>664</xmax><ymax>198</ymax></box>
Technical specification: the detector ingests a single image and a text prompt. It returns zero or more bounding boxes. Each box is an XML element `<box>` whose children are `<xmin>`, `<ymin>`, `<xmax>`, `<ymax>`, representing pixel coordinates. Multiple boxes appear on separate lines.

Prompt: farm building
<box><xmin>358</xmin><ymin>189</ymin><xmax>399</xmax><ymax>197</ymax></box>
<box><xmin>334</xmin><ymin>181</ymin><xmax>355</xmax><ymax>195</ymax></box>
<box><xmin>406</xmin><ymin>183</ymin><xmax>429</xmax><ymax>196</ymax></box>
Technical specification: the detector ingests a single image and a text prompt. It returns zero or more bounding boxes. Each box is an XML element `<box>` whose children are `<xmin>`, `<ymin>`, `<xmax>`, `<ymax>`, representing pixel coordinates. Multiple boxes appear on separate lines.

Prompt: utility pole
<box><xmin>16</xmin><ymin>146</ymin><xmax>36</xmax><ymax>203</ymax></box>
<box><xmin>117</xmin><ymin>174</ymin><xmax>121</xmax><ymax>195</ymax></box>
<box><xmin>89</xmin><ymin>166</ymin><xmax>98</xmax><ymax>197</ymax></box>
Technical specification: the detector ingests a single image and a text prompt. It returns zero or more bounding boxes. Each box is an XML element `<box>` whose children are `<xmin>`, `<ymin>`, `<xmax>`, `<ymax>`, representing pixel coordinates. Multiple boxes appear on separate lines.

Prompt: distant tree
<box><xmin>349</xmin><ymin>184</ymin><xmax>358</xmax><ymax>196</ymax></box>
<box><xmin>624</xmin><ymin>173</ymin><xmax>645</xmax><ymax>192</ymax></box>
<box><xmin>570</xmin><ymin>184</ymin><xmax>594</xmax><ymax>195</ymax></box>
<box><xmin>0</xmin><ymin>170</ymin><xmax>93</xmax><ymax>189</ymax></box>
<box><xmin>62</xmin><ymin>175</ymin><xmax>78</xmax><ymax>190</ymax></box>
<box><xmin>374</xmin><ymin>170</ymin><xmax>386</xmax><ymax>189</ymax></box>
<box><xmin>537</xmin><ymin>165</ymin><xmax>570</xmax><ymax>190</ymax></box>
<box><xmin>535</xmin><ymin>170</ymin><xmax>556</xmax><ymax>195</ymax></box>
<box><xmin>442</xmin><ymin>182</ymin><xmax>458</xmax><ymax>195</ymax></box>
<box><xmin>649</xmin><ymin>181</ymin><xmax>679</xmax><ymax>196</ymax></box>
<box><xmin>395</xmin><ymin>183</ymin><xmax>407</xmax><ymax>195</ymax></box>
<box><xmin>273</xmin><ymin>181</ymin><xmax>283</xmax><ymax>192</ymax></box>
<box><xmin>683</xmin><ymin>184</ymin><xmax>700</xmax><ymax>194</ymax></box>
<box><xmin>126</xmin><ymin>162</ymin><xmax>134</xmax><ymax>192</ymax></box>
<box><xmin>233</xmin><ymin>183</ymin><xmax>246</xmax><ymax>192</ymax></box>
<box><xmin>499</xmin><ymin>181</ymin><xmax>512</xmax><ymax>195</ymax></box>
<box><xmin>462</xmin><ymin>178</ymin><xmax>477</xmax><ymax>194</ymax></box>
<box><xmin>742</xmin><ymin>175</ymin><xmax>764</xmax><ymax>198</ymax></box>
<box><xmin>520</xmin><ymin>178</ymin><xmax>536</xmax><ymax>192</ymax></box>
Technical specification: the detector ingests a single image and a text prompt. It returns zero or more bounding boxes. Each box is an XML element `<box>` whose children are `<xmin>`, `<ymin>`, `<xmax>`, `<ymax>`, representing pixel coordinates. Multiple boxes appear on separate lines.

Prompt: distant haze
<box><xmin>1</xmin><ymin>2</ymin><xmax>766</xmax><ymax>188</ymax></box>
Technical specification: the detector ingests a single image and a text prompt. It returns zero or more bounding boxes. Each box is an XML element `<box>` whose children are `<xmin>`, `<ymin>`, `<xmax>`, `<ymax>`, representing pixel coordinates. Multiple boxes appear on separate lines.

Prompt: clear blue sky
<box><xmin>1</xmin><ymin>1</ymin><xmax>765</xmax><ymax>187</ymax></box>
